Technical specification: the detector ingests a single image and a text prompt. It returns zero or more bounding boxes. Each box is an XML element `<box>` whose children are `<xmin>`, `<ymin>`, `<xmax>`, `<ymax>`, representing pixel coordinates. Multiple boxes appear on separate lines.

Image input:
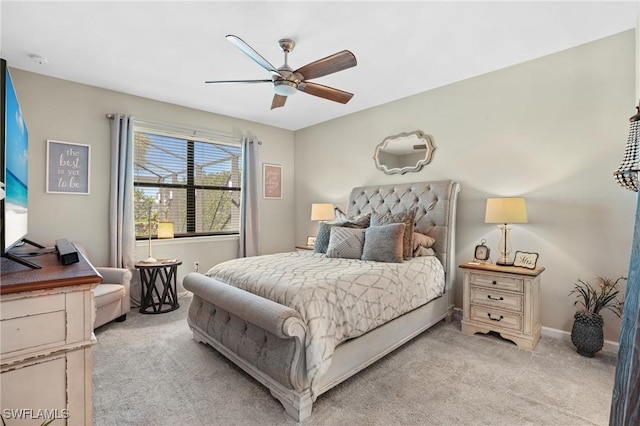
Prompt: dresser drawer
<box><xmin>470</xmin><ymin>305</ymin><xmax>523</xmax><ymax>332</ymax></box>
<box><xmin>0</xmin><ymin>294</ymin><xmax>67</xmax><ymax>355</ymax></box>
<box><xmin>470</xmin><ymin>272</ymin><xmax>524</xmax><ymax>293</ymax></box>
<box><xmin>470</xmin><ymin>286</ymin><xmax>523</xmax><ymax>312</ymax></box>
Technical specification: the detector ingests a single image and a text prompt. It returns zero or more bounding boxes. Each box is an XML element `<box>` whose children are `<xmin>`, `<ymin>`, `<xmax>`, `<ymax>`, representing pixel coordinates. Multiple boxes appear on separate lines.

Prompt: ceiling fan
<box><xmin>205</xmin><ymin>35</ymin><xmax>357</xmax><ymax>110</ymax></box>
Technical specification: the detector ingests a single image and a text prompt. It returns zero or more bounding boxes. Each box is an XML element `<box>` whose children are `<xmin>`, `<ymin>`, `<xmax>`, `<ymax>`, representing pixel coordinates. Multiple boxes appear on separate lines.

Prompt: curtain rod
<box><xmin>105</xmin><ymin>114</ymin><xmax>244</xmax><ymax>143</ymax></box>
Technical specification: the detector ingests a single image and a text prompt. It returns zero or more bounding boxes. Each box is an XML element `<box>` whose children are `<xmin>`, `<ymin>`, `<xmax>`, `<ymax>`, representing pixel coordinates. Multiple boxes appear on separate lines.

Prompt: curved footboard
<box><xmin>183</xmin><ymin>273</ymin><xmax>313</xmax><ymax>421</ymax></box>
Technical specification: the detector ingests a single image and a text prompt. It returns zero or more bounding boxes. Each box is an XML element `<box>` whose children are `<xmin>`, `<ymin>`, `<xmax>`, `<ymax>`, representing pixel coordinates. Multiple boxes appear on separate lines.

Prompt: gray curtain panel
<box><xmin>109</xmin><ymin>114</ymin><xmax>138</xmax><ymax>301</ymax></box>
<box><xmin>238</xmin><ymin>138</ymin><xmax>260</xmax><ymax>257</ymax></box>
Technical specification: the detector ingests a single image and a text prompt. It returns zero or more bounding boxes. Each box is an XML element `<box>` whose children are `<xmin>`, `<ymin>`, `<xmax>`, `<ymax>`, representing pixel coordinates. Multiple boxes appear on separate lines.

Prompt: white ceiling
<box><xmin>1</xmin><ymin>1</ymin><xmax>638</xmax><ymax>131</ymax></box>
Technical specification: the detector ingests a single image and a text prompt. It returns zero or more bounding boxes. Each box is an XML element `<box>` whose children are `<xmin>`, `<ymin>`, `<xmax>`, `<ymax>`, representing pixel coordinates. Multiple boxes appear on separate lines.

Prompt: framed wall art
<box><xmin>513</xmin><ymin>251</ymin><xmax>539</xmax><ymax>269</ymax></box>
<box><xmin>46</xmin><ymin>140</ymin><xmax>91</xmax><ymax>194</ymax></box>
<box><xmin>263</xmin><ymin>163</ymin><xmax>282</xmax><ymax>199</ymax></box>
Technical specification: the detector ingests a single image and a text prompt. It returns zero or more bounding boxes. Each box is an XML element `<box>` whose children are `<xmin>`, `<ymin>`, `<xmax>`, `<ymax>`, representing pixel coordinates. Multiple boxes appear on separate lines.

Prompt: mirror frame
<box><xmin>373</xmin><ymin>130</ymin><xmax>435</xmax><ymax>175</ymax></box>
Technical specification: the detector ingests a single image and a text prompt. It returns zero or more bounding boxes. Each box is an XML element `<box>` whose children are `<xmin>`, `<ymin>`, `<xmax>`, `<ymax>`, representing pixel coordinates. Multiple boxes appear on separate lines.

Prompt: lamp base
<box><xmin>141</xmin><ymin>256</ymin><xmax>158</xmax><ymax>264</ymax></box>
<box><xmin>496</xmin><ymin>224</ymin><xmax>513</xmax><ymax>267</ymax></box>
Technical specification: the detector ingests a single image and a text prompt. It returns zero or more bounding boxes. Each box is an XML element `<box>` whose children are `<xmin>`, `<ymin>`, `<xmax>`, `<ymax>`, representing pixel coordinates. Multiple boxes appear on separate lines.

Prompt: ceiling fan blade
<box><xmin>271</xmin><ymin>94</ymin><xmax>287</xmax><ymax>110</ymax></box>
<box><xmin>226</xmin><ymin>35</ymin><xmax>282</xmax><ymax>77</ymax></box>
<box><xmin>298</xmin><ymin>82</ymin><xmax>354</xmax><ymax>104</ymax></box>
<box><xmin>295</xmin><ymin>50</ymin><xmax>357</xmax><ymax>80</ymax></box>
<box><xmin>205</xmin><ymin>79</ymin><xmax>271</xmax><ymax>84</ymax></box>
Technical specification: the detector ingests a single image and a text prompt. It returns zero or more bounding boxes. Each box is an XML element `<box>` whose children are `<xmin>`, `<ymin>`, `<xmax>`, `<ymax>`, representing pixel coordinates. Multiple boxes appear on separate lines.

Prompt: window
<box><xmin>133</xmin><ymin>128</ymin><xmax>242</xmax><ymax>239</ymax></box>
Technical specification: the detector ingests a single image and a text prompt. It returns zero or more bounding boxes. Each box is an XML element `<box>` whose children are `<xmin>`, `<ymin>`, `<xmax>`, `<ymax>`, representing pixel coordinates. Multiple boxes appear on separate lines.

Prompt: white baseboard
<box><xmin>541</xmin><ymin>326</ymin><xmax>619</xmax><ymax>353</ymax></box>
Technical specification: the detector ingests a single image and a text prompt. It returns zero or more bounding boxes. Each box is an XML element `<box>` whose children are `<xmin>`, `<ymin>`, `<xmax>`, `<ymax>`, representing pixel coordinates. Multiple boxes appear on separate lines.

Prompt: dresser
<box><xmin>459</xmin><ymin>262</ymin><xmax>544</xmax><ymax>350</ymax></box>
<box><xmin>1</xmin><ymin>251</ymin><xmax>101</xmax><ymax>425</ymax></box>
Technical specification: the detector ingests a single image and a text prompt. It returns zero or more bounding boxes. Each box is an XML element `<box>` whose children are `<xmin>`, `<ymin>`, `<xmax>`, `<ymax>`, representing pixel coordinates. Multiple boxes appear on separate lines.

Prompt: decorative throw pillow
<box><xmin>371</xmin><ymin>208</ymin><xmax>416</xmax><ymax>260</ymax></box>
<box><xmin>326</xmin><ymin>227</ymin><xmax>366</xmax><ymax>259</ymax></box>
<box><xmin>314</xmin><ymin>222</ymin><xmax>334</xmax><ymax>254</ymax></box>
<box><xmin>414</xmin><ymin>246</ymin><xmax>436</xmax><ymax>257</ymax></box>
<box><xmin>334</xmin><ymin>207</ymin><xmax>371</xmax><ymax>228</ymax></box>
<box><xmin>413</xmin><ymin>232</ymin><xmax>436</xmax><ymax>251</ymax></box>
<box><xmin>361</xmin><ymin>223</ymin><xmax>406</xmax><ymax>263</ymax></box>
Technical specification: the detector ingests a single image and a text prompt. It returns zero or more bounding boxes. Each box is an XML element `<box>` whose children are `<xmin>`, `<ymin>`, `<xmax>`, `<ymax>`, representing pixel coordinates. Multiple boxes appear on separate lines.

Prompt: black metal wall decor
<box><xmin>614</xmin><ymin>104</ymin><xmax>640</xmax><ymax>192</ymax></box>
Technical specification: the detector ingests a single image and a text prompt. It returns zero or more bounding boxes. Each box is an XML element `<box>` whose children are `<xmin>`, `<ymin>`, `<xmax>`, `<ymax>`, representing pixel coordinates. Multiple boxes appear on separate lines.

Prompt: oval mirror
<box><xmin>373</xmin><ymin>130</ymin><xmax>435</xmax><ymax>175</ymax></box>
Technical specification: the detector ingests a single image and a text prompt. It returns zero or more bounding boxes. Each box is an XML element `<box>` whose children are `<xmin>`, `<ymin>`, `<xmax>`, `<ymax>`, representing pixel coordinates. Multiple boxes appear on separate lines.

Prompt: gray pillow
<box><xmin>362</xmin><ymin>223</ymin><xmax>406</xmax><ymax>263</ymax></box>
<box><xmin>314</xmin><ymin>222</ymin><xmax>334</xmax><ymax>254</ymax></box>
<box><xmin>326</xmin><ymin>227</ymin><xmax>365</xmax><ymax>259</ymax></box>
<box><xmin>316</xmin><ymin>209</ymin><xmax>371</xmax><ymax>254</ymax></box>
<box><xmin>371</xmin><ymin>208</ymin><xmax>416</xmax><ymax>260</ymax></box>
<box><xmin>334</xmin><ymin>207</ymin><xmax>372</xmax><ymax>228</ymax></box>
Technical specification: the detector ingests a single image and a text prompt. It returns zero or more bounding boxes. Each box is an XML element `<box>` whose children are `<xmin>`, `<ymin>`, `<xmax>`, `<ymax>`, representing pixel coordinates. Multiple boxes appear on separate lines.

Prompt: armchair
<box><xmin>73</xmin><ymin>243</ymin><xmax>132</xmax><ymax>329</ymax></box>
<box><xmin>93</xmin><ymin>266</ymin><xmax>132</xmax><ymax>329</ymax></box>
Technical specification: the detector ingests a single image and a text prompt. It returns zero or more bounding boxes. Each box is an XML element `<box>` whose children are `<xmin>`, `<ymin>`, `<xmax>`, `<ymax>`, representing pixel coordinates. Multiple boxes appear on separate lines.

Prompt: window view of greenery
<box><xmin>133</xmin><ymin>131</ymin><xmax>242</xmax><ymax>239</ymax></box>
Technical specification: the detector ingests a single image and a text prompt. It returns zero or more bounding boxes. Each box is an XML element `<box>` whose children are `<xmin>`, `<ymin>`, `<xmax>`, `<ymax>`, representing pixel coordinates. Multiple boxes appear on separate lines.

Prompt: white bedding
<box><xmin>205</xmin><ymin>251</ymin><xmax>445</xmax><ymax>398</ymax></box>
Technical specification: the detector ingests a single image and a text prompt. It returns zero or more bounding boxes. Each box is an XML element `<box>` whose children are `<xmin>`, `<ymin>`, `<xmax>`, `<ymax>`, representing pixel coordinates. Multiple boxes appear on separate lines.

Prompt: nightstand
<box><xmin>295</xmin><ymin>245</ymin><xmax>315</xmax><ymax>252</ymax></box>
<box><xmin>459</xmin><ymin>261</ymin><xmax>544</xmax><ymax>350</ymax></box>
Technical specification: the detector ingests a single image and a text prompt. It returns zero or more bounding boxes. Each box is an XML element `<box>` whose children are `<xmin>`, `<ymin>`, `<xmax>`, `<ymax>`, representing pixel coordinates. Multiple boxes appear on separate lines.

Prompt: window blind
<box><xmin>133</xmin><ymin>130</ymin><xmax>242</xmax><ymax>239</ymax></box>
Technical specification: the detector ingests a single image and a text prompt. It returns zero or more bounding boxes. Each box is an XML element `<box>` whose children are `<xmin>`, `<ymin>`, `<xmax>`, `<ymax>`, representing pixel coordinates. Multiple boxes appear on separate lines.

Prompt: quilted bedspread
<box><xmin>205</xmin><ymin>251</ymin><xmax>445</xmax><ymax>398</ymax></box>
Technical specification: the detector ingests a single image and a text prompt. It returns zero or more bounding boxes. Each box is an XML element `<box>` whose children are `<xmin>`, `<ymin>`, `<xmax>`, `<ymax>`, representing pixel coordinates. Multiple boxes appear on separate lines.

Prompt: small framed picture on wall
<box><xmin>263</xmin><ymin>163</ymin><xmax>282</xmax><ymax>199</ymax></box>
<box><xmin>46</xmin><ymin>140</ymin><xmax>91</xmax><ymax>194</ymax></box>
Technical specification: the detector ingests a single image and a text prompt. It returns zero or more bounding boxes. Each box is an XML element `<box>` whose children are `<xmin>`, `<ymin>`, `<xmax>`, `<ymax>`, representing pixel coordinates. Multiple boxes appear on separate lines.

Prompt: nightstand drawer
<box><xmin>470</xmin><ymin>286</ymin><xmax>523</xmax><ymax>312</ymax></box>
<box><xmin>470</xmin><ymin>272</ymin><xmax>523</xmax><ymax>293</ymax></box>
<box><xmin>470</xmin><ymin>305</ymin><xmax>523</xmax><ymax>332</ymax></box>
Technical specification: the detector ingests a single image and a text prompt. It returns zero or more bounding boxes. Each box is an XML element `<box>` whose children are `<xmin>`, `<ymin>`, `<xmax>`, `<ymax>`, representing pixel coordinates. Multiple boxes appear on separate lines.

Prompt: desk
<box><xmin>135</xmin><ymin>260</ymin><xmax>181</xmax><ymax>314</ymax></box>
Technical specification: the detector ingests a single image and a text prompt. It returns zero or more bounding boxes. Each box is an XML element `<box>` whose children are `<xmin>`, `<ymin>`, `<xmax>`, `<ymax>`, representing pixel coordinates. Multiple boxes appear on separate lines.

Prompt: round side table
<box><xmin>135</xmin><ymin>260</ymin><xmax>182</xmax><ymax>314</ymax></box>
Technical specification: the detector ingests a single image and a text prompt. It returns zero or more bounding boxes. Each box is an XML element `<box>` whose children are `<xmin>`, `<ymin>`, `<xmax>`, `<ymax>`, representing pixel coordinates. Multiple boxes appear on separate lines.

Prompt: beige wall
<box><xmin>294</xmin><ymin>30</ymin><xmax>636</xmax><ymax>342</ymax></box>
<box><xmin>11</xmin><ymin>70</ymin><xmax>295</xmax><ymax>288</ymax></box>
<box><xmin>9</xmin><ymin>29</ymin><xmax>637</xmax><ymax>342</ymax></box>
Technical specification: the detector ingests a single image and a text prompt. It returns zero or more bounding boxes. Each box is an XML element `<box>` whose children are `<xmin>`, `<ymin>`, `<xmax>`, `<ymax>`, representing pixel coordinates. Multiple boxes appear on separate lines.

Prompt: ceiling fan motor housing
<box><xmin>273</xmin><ymin>80</ymin><xmax>297</xmax><ymax>96</ymax></box>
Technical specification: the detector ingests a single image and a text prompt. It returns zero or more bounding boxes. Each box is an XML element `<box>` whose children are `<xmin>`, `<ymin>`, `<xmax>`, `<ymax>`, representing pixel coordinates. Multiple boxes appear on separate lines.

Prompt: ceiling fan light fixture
<box><xmin>273</xmin><ymin>80</ymin><xmax>297</xmax><ymax>96</ymax></box>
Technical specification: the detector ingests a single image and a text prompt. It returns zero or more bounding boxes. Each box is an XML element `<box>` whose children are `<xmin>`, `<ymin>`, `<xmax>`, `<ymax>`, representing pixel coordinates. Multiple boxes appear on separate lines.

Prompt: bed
<box><xmin>184</xmin><ymin>180</ymin><xmax>460</xmax><ymax>421</ymax></box>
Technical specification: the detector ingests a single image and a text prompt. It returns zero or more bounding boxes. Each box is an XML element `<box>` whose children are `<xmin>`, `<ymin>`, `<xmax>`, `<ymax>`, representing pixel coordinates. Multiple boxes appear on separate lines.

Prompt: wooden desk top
<box><xmin>1</xmin><ymin>249</ymin><xmax>101</xmax><ymax>295</ymax></box>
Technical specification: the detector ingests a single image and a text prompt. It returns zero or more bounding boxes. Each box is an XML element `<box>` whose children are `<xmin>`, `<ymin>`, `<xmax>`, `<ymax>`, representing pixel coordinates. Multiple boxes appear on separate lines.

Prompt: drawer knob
<box><xmin>487</xmin><ymin>295</ymin><xmax>504</xmax><ymax>301</ymax></box>
<box><xmin>492</xmin><ymin>280</ymin><xmax>497</xmax><ymax>285</ymax></box>
<box><xmin>487</xmin><ymin>313</ymin><xmax>504</xmax><ymax>322</ymax></box>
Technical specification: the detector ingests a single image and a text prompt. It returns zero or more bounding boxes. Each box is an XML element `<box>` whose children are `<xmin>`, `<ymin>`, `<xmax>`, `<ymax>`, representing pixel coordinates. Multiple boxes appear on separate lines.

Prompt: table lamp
<box><xmin>311</xmin><ymin>203</ymin><xmax>335</xmax><ymax>222</ymax></box>
<box><xmin>485</xmin><ymin>197</ymin><xmax>528</xmax><ymax>266</ymax></box>
<box><xmin>157</xmin><ymin>212</ymin><xmax>175</xmax><ymax>239</ymax></box>
<box><xmin>143</xmin><ymin>204</ymin><xmax>158</xmax><ymax>263</ymax></box>
<box><xmin>310</xmin><ymin>203</ymin><xmax>335</xmax><ymax>247</ymax></box>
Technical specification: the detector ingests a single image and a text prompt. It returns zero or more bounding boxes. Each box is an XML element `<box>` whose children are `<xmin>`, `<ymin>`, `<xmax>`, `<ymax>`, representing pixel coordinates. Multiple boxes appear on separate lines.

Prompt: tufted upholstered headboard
<box><xmin>346</xmin><ymin>180</ymin><xmax>461</xmax><ymax>292</ymax></box>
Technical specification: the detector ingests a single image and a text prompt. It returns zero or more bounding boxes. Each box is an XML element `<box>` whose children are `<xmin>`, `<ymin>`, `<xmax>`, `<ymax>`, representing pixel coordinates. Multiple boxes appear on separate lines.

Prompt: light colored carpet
<box><xmin>93</xmin><ymin>295</ymin><xmax>616</xmax><ymax>425</ymax></box>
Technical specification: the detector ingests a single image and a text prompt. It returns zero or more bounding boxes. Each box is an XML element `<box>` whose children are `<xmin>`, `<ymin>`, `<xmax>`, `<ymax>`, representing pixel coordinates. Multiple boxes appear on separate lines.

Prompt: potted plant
<box><xmin>569</xmin><ymin>276</ymin><xmax>626</xmax><ymax>357</ymax></box>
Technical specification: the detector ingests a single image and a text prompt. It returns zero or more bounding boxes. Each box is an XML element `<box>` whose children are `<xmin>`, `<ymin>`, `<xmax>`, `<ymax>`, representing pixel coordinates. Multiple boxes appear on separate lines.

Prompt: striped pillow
<box><xmin>326</xmin><ymin>227</ymin><xmax>366</xmax><ymax>259</ymax></box>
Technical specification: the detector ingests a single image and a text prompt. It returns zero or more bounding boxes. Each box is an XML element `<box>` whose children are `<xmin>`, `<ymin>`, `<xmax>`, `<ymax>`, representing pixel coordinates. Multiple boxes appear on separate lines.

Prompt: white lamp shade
<box><xmin>311</xmin><ymin>203</ymin><xmax>335</xmax><ymax>221</ymax></box>
<box><xmin>485</xmin><ymin>198</ymin><xmax>528</xmax><ymax>224</ymax></box>
<box><xmin>157</xmin><ymin>221</ymin><xmax>174</xmax><ymax>239</ymax></box>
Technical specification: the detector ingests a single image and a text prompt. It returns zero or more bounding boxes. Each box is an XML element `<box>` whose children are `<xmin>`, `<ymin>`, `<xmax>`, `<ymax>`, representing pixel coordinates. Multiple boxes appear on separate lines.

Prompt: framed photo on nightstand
<box><xmin>513</xmin><ymin>251</ymin><xmax>539</xmax><ymax>269</ymax></box>
<box><xmin>306</xmin><ymin>236</ymin><xmax>316</xmax><ymax>246</ymax></box>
